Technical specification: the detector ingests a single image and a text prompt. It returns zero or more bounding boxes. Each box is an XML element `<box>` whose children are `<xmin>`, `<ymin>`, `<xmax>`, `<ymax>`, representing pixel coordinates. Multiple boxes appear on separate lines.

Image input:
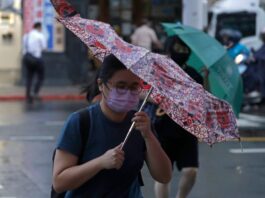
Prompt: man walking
<box><xmin>23</xmin><ymin>22</ymin><xmax>46</xmax><ymax>103</ymax></box>
<box><xmin>131</xmin><ymin>18</ymin><xmax>162</xmax><ymax>51</ymax></box>
<box><xmin>253</xmin><ymin>28</ymin><xmax>265</xmax><ymax>104</ymax></box>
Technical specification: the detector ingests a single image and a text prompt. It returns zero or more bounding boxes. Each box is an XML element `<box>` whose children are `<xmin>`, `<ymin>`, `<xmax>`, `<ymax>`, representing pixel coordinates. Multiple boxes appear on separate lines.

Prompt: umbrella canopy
<box><xmin>50</xmin><ymin>0</ymin><xmax>239</xmax><ymax>145</ymax></box>
<box><xmin>162</xmin><ymin>23</ymin><xmax>243</xmax><ymax>116</ymax></box>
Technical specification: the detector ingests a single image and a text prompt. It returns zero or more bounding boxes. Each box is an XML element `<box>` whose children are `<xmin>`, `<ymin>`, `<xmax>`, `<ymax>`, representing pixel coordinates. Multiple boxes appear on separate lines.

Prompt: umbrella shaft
<box><xmin>121</xmin><ymin>87</ymin><xmax>153</xmax><ymax>149</ymax></box>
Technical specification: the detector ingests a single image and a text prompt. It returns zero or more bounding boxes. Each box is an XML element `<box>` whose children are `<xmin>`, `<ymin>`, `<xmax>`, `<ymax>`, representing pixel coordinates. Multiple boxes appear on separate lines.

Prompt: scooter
<box><xmin>234</xmin><ymin>54</ymin><xmax>262</xmax><ymax>106</ymax></box>
<box><xmin>234</xmin><ymin>53</ymin><xmax>248</xmax><ymax>74</ymax></box>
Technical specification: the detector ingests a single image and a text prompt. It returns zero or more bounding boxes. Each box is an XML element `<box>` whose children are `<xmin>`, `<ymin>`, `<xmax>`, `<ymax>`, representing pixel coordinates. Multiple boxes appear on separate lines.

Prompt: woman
<box><xmin>52</xmin><ymin>54</ymin><xmax>172</xmax><ymax>197</ymax></box>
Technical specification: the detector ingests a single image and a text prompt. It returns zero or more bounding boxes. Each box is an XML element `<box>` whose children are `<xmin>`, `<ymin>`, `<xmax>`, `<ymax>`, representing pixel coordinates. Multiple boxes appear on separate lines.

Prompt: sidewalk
<box><xmin>0</xmin><ymin>84</ymin><xmax>85</xmax><ymax>101</ymax></box>
<box><xmin>1</xmin><ymin>84</ymin><xmax>265</xmax><ymax>137</ymax></box>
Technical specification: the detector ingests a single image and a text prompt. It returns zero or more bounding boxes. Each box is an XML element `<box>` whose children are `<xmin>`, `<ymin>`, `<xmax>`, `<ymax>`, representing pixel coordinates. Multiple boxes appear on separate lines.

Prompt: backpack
<box><xmin>50</xmin><ymin>108</ymin><xmax>90</xmax><ymax>198</ymax></box>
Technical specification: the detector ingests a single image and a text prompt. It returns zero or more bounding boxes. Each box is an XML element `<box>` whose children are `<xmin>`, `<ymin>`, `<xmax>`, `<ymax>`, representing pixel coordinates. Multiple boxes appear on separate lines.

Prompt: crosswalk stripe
<box><xmin>45</xmin><ymin>121</ymin><xmax>64</xmax><ymax>126</ymax></box>
<box><xmin>9</xmin><ymin>136</ymin><xmax>55</xmax><ymax>141</ymax></box>
<box><xmin>230</xmin><ymin>148</ymin><xmax>265</xmax><ymax>154</ymax></box>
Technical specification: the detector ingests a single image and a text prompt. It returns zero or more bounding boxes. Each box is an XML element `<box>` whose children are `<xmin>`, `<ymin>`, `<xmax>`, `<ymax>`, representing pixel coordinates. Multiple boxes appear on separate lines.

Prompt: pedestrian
<box><xmin>154</xmin><ymin>35</ymin><xmax>203</xmax><ymax>198</ymax></box>
<box><xmin>219</xmin><ymin>29</ymin><xmax>250</xmax><ymax>60</ymax></box>
<box><xmin>23</xmin><ymin>22</ymin><xmax>46</xmax><ymax>103</ymax></box>
<box><xmin>131</xmin><ymin>18</ymin><xmax>162</xmax><ymax>51</ymax></box>
<box><xmin>52</xmin><ymin>54</ymin><xmax>172</xmax><ymax>197</ymax></box>
<box><xmin>252</xmin><ymin>27</ymin><xmax>265</xmax><ymax>105</ymax></box>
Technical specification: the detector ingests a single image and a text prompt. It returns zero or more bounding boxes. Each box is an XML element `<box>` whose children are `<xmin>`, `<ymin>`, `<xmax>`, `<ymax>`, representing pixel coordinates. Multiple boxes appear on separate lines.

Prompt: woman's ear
<box><xmin>97</xmin><ymin>79</ymin><xmax>103</xmax><ymax>92</ymax></box>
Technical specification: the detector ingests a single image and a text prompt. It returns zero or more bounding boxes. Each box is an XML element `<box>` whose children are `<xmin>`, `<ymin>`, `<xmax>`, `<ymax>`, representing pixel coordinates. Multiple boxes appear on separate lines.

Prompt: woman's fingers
<box><xmin>101</xmin><ymin>144</ymin><xmax>125</xmax><ymax>170</ymax></box>
<box><xmin>132</xmin><ymin>112</ymin><xmax>149</xmax><ymax>123</ymax></box>
<box><xmin>132</xmin><ymin>112</ymin><xmax>152</xmax><ymax>139</ymax></box>
<box><xmin>113</xmin><ymin>145</ymin><xmax>125</xmax><ymax>169</ymax></box>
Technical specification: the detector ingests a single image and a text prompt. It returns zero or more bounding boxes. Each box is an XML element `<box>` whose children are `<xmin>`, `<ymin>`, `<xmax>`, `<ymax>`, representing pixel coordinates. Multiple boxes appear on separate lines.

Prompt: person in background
<box><xmin>219</xmin><ymin>29</ymin><xmax>250</xmax><ymax>60</ymax></box>
<box><xmin>23</xmin><ymin>22</ymin><xmax>46</xmax><ymax>103</ymax></box>
<box><xmin>154</xmin><ymin>36</ymin><xmax>203</xmax><ymax>198</ymax></box>
<box><xmin>252</xmin><ymin>28</ymin><xmax>265</xmax><ymax>104</ymax></box>
<box><xmin>52</xmin><ymin>54</ymin><xmax>172</xmax><ymax>197</ymax></box>
<box><xmin>131</xmin><ymin>18</ymin><xmax>162</xmax><ymax>51</ymax></box>
<box><xmin>131</xmin><ymin>18</ymin><xmax>163</xmax><ymax>123</ymax></box>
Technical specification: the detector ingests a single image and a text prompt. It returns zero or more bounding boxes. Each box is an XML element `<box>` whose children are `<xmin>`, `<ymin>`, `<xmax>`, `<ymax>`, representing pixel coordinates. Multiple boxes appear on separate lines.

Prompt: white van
<box><xmin>207</xmin><ymin>0</ymin><xmax>265</xmax><ymax>50</ymax></box>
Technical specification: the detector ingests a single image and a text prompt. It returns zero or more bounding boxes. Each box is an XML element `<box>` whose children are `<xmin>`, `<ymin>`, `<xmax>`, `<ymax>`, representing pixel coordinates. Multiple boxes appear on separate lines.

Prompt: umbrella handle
<box><xmin>121</xmin><ymin>87</ymin><xmax>154</xmax><ymax>149</ymax></box>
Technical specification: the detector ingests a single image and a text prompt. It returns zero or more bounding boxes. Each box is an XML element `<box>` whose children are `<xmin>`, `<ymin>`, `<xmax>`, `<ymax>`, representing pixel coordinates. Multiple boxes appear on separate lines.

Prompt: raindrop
<box><xmin>236</xmin><ymin>166</ymin><xmax>242</xmax><ymax>174</ymax></box>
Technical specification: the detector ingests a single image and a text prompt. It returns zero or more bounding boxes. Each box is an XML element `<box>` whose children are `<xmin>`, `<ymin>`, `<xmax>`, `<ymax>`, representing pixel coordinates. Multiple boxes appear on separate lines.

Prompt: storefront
<box><xmin>89</xmin><ymin>0</ymin><xmax>182</xmax><ymax>39</ymax></box>
<box><xmin>20</xmin><ymin>0</ymin><xmax>182</xmax><ymax>85</ymax></box>
<box><xmin>22</xmin><ymin>0</ymin><xmax>91</xmax><ymax>85</ymax></box>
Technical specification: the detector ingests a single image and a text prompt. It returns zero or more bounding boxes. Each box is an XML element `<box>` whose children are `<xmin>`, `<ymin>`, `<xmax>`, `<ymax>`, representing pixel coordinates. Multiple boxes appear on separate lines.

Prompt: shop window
<box><xmin>150</xmin><ymin>0</ymin><xmax>182</xmax><ymax>22</ymax></box>
<box><xmin>109</xmin><ymin>0</ymin><xmax>132</xmax><ymax>37</ymax></box>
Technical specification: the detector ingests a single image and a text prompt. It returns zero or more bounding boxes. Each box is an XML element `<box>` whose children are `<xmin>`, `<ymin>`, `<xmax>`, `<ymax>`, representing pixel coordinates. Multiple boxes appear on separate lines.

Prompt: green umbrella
<box><xmin>162</xmin><ymin>23</ymin><xmax>243</xmax><ymax>116</ymax></box>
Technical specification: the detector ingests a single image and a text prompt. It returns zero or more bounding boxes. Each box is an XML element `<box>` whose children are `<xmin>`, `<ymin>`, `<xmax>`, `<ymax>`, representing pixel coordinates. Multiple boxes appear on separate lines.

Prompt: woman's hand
<box><xmin>99</xmin><ymin>144</ymin><xmax>124</xmax><ymax>170</ymax></box>
<box><xmin>132</xmin><ymin>113</ymin><xmax>172</xmax><ymax>183</ymax></box>
<box><xmin>132</xmin><ymin>111</ymin><xmax>152</xmax><ymax>139</ymax></box>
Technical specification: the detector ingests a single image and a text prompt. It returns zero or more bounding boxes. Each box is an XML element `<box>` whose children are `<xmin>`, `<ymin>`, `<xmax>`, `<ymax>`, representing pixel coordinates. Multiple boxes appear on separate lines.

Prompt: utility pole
<box><xmin>182</xmin><ymin>0</ymin><xmax>208</xmax><ymax>30</ymax></box>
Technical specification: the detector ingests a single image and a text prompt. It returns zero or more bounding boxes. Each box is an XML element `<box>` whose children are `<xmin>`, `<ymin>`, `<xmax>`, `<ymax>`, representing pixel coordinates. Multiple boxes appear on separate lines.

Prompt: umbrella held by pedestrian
<box><xmin>50</xmin><ymin>0</ymin><xmax>240</xmax><ymax>146</ymax></box>
<box><xmin>162</xmin><ymin>23</ymin><xmax>244</xmax><ymax>116</ymax></box>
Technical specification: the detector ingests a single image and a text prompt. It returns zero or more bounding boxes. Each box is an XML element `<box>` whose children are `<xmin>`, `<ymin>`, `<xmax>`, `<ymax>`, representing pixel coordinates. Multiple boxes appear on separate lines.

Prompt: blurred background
<box><xmin>0</xmin><ymin>1</ymin><xmax>265</xmax><ymax>197</ymax></box>
<box><xmin>0</xmin><ymin>0</ymin><xmax>264</xmax><ymax>86</ymax></box>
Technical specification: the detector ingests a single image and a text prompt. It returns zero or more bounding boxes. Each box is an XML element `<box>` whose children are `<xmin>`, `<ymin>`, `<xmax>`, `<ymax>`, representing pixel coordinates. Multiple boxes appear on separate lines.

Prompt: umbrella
<box><xmin>50</xmin><ymin>0</ymin><xmax>240</xmax><ymax>145</ymax></box>
<box><xmin>162</xmin><ymin>23</ymin><xmax>243</xmax><ymax>116</ymax></box>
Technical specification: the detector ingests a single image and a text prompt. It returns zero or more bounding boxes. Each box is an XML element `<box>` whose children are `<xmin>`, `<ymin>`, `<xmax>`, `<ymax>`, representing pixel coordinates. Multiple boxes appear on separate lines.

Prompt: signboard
<box><xmin>23</xmin><ymin>0</ymin><xmax>64</xmax><ymax>52</ymax></box>
<box><xmin>43</xmin><ymin>0</ymin><xmax>55</xmax><ymax>50</ymax></box>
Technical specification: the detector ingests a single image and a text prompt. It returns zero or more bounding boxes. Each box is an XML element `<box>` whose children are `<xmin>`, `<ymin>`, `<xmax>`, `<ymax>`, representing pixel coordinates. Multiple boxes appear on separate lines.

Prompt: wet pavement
<box><xmin>0</xmin><ymin>101</ymin><xmax>87</xmax><ymax>198</ymax></box>
<box><xmin>0</xmin><ymin>86</ymin><xmax>265</xmax><ymax>197</ymax></box>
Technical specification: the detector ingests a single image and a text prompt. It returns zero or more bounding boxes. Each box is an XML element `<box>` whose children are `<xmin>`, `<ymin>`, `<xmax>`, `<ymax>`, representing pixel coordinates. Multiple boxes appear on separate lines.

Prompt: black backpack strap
<box><xmin>77</xmin><ymin>108</ymin><xmax>90</xmax><ymax>163</ymax></box>
<box><xmin>52</xmin><ymin>108</ymin><xmax>90</xmax><ymax>161</ymax></box>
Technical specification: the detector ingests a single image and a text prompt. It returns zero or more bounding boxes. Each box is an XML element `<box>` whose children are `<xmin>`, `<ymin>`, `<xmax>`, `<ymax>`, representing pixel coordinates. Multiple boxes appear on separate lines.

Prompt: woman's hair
<box><xmin>98</xmin><ymin>54</ymin><xmax>127</xmax><ymax>83</ymax></box>
<box><xmin>33</xmin><ymin>22</ymin><xmax>42</xmax><ymax>29</ymax></box>
<box><xmin>82</xmin><ymin>54</ymin><xmax>127</xmax><ymax>102</ymax></box>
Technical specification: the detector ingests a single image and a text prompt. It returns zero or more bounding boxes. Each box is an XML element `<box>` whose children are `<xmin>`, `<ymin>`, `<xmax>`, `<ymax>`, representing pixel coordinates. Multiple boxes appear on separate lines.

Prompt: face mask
<box><xmin>171</xmin><ymin>52</ymin><xmax>190</xmax><ymax>66</ymax></box>
<box><xmin>106</xmin><ymin>88</ymin><xmax>140</xmax><ymax>113</ymax></box>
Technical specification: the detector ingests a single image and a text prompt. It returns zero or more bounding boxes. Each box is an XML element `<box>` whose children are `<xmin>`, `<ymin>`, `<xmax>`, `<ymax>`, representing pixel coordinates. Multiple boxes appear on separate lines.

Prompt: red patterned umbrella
<box><xmin>50</xmin><ymin>0</ymin><xmax>240</xmax><ymax>145</ymax></box>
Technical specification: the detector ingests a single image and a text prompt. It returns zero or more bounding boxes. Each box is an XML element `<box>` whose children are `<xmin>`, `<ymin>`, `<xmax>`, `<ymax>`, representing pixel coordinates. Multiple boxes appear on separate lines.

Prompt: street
<box><xmin>1</xmin><ymin>0</ymin><xmax>265</xmax><ymax>197</ymax></box>
<box><xmin>0</xmin><ymin>101</ymin><xmax>265</xmax><ymax>198</ymax></box>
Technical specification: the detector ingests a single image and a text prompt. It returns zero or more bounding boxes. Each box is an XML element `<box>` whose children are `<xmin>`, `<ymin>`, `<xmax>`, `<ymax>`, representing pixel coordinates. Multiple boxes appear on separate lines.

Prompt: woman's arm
<box><xmin>144</xmin><ymin>132</ymin><xmax>172</xmax><ymax>183</ymax></box>
<box><xmin>132</xmin><ymin>112</ymin><xmax>172</xmax><ymax>183</ymax></box>
<box><xmin>53</xmin><ymin>144</ymin><xmax>124</xmax><ymax>193</ymax></box>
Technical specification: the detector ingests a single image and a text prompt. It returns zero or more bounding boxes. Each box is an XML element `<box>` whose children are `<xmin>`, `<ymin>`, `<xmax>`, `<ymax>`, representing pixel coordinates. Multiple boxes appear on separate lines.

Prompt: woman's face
<box><xmin>100</xmin><ymin>69</ymin><xmax>142</xmax><ymax>113</ymax></box>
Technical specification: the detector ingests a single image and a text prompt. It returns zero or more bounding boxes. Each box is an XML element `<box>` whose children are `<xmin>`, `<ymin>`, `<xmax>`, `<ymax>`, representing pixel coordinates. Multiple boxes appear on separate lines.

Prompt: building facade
<box><xmin>26</xmin><ymin>0</ymin><xmax>183</xmax><ymax>85</ymax></box>
<box><xmin>90</xmin><ymin>0</ymin><xmax>182</xmax><ymax>38</ymax></box>
<box><xmin>0</xmin><ymin>0</ymin><xmax>184</xmax><ymax>85</ymax></box>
